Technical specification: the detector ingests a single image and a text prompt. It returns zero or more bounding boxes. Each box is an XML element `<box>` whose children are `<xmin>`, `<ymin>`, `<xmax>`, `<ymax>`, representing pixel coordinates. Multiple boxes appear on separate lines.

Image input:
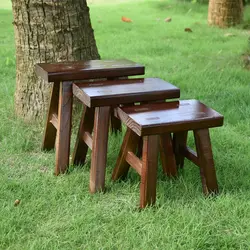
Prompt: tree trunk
<box><xmin>208</xmin><ymin>0</ymin><xmax>243</xmax><ymax>28</ymax></box>
<box><xmin>12</xmin><ymin>0</ymin><xmax>100</xmax><ymax>120</ymax></box>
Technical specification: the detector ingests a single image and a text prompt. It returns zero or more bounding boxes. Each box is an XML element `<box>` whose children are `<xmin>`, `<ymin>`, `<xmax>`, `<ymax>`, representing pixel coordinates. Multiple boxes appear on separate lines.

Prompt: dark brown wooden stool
<box><xmin>112</xmin><ymin>100</ymin><xmax>224</xmax><ymax>208</ymax></box>
<box><xmin>72</xmin><ymin>78</ymin><xmax>180</xmax><ymax>193</ymax></box>
<box><xmin>35</xmin><ymin>59</ymin><xmax>144</xmax><ymax>175</ymax></box>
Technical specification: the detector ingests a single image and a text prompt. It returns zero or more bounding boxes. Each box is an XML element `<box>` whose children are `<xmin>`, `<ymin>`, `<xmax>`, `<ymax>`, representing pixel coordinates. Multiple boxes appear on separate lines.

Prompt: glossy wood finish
<box><xmin>136</xmin><ymin>138</ymin><xmax>143</xmax><ymax>159</ymax></box>
<box><xmin>112</xmin><ymin>128</ymin><xmax>140</xmax><ymax>180</ymax></box>
<box><xmin>182</xmin><ymin>146</ymin><xmax>199</xmax><ymax>166</ymax></box>
<box><xmin>72</xmin><ymin>105</ymin><xmax>116</xmax><ymax>193</ymax></box>
<box><xmin>116</xmin><ymin>100</ymin><xmax>224</xmax><ymax>136</ymax></box>
<box><xmin>55</xmin><ymin>82</ymin><xmax>73</xmax><ymax>175</ymax></box>
<box><xmin>72</xmin><ymin>77</ymin><xmax>180</xmax><ymax>192</ymax></box>
<box><xmin>173</xmin><ymin>131</ymin><xmax>188</xmax><ymax>169</ymax></box>
<box><xmin>83</xmin><ymin>132</ymin><xmax>93</xmax><ymax>150</ymax></box>
<box><xmin>36</xmin><ymin>59</ymin><xmax>145</xmax><ymax>82</ymax></box>
<box><xmin>42</xmin><ymin>82</ymin><xmax>60</xmax><ymax>150</ymax></box>
<box><xmin>140</xmin><ymin>135</ymin><xmax>159</xmax><ymax>208</ymax></box>
<box><xmin>194</xmin><ymin>129</ymin><xmax>219</xmax><ymax>194</ymax></box>
<box><xmin>107</xmin><ymin>76</ymin><xmax>126</xmax><ymax>134</ymax></box>
<box><xmin>72</xmin><ymin>106</ymin><xmax>95</xmax><ymax>166</ymax></box>
<box><xmin>159</xmin><ymin>133</ymin><xmax>177</xmax><ymax>177</ymax></box>
<box><xmin>112</xmin><ymin>129</ymin><xmax>158</xmax><ymax>208</ymax></box>
<box><xmin>126</xmin><ymin>152</ymin><xmax>143</xmax><ymax>176</ymax></box>
<box><xmin>90</xmin><ymin>106</ymin><xmax>111</xmax><ymax>193</ymax></box>
<box><xmin>113</xmin><ymin>100</ymin><xmax>223</xmax><ymax>206</ymax></box>
<box><xmin>110</xmin><ymin>107</ymin><xmax>122</xmax><ymax>134</ymax></box>
<box><xmin>73</xmin><ymin>78</ymin><xmax>180</xmax><ymax>107</ymax></box>
<box><xmin>36</xmin><ymin>59</ymin><xmax>144</xmax><ymax>175</ymax></box>
<box><xmin>72</xmin><ymin>77</ymin><xmax>180</xmax><ymax>190</ymax></box>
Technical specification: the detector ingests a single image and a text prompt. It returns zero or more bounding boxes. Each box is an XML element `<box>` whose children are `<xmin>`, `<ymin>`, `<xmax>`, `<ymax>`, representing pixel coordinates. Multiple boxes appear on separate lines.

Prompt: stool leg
<box><xmin>140</xmin><ymin>135</ymin><xmax>159</xmax><ymax>208</ymax></box>
<box><xmin>112</xmin><ymin>128</ymin><xmax>140</xmax><ymax>180</ymax></box>
<box><xmin>194</xmin><ymin>129</ymin><xmax>219</xmax><ymax>195</ymax></box>
<box><xmin>107</xmin><ymin>76</ymin><xmax>123</xmax><ymax>134</ymax></box>
<box><xmin>173</xmin><ymin>131</ymin><xmax>188</xmax><ymax>168</ymax></box>
<box><xmin>136</xmin><ymin>138</ymin><xmax>143</xmax><ymax>159</ymax></box>
<box><xmin>42</xmin><ymin>82</ymin><xmax>59</xmax><ymax>151</ymax></box>
<box><xmin>55</xmin><ymin>81</ymin><xmax>73</xmax><ymax>175</ymax></box>
<box><xmin>90</xmin><ymin>106</ymin><xmax>111</xmax><ymax>193</ymax></box>
<box><xmin>159</xmin><ymin>133</ymin><xmax>177</xmax><ymax>177</ymax></box>
<box><xmin>72</xmin><ymin>106</ymin><xmax>95</xmax><ymax>166</ymax></box>
<box><xmin>110</xmin><ymin>107</ymin><xmax>122</xmax><ymax>134</ymax></box>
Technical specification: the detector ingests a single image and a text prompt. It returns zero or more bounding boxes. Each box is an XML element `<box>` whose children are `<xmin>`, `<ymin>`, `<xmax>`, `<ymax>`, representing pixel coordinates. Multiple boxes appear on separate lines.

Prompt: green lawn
<box><xmin>0</xmin><ymin>0</ymin><xmax>11</xmax><ymax>9</ymax></box>
<box><xmin>1</xmin><ymin>1</ymin><xmax>250</xmax><ymax>249</ymax></box>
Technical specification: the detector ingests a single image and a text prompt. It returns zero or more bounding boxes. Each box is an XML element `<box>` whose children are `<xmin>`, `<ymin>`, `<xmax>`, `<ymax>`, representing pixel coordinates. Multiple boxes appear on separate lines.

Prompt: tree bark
<box><xmin>12</xmin><ymin>0</ymin><xmax>100</xmax><ymax>120</ymax></box>
<box><xmin>208</xmin><ymin>0</ymin><xmax>243</xmax><ymax>28</ymax></box>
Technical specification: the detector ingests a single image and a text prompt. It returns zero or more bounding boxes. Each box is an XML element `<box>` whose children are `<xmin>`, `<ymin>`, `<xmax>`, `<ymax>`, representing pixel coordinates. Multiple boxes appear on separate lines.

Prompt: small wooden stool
<box><xmin>35</xmin><ymin>59</ymin><xmax>144</xmax><ymax>175</ymax></box>
<box><xmin>72</xmin><ymin>78</ymin><xmax>180</xmax><ymax>193</ymax></box>
<box><xmin>112</xmin><ymin>100</ymin><xmax>224</xmax><ymax>208</ymax></box>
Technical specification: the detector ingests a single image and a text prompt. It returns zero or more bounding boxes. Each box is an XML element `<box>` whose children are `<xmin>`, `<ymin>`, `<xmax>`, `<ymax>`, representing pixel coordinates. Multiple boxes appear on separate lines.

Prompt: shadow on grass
<box><xmin>108</xmin><ymin>160</ymin><xmax>250</xmax><ymax>204</ymax></box>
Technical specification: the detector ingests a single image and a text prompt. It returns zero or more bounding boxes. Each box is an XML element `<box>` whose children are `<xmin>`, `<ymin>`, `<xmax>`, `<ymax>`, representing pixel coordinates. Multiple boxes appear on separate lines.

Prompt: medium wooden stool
<box><xmin>72</xmin><ymin>78</ymin><xmax>180</xmax><ymax>193</ymax></box>
<box><xmin>35</xmin><ymin>59</ymin><xmax>144</xmax><ymax>175</ymax></box>
<box><xmin>112</xmin><ymin>100</ymin><xmax>224</xmax><ymax>208</ymax></box>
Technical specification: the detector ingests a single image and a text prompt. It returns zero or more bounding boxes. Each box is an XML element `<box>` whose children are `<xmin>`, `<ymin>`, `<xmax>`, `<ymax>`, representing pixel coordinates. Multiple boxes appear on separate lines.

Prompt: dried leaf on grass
<box><xmin>184</xmin><ymin>28</ymin><xmax>192</xmax><ymax>32</ymax></box>
<box><xmin>14</xmin><ymin>199</ymin><xmax>20</xmax><ymax>206</ymax></box>
<box><xmin>164</xmin><ymin>17</ymin><xmax>172</xmax><ymax>22</ymax></box>
<box><xmin>122</xmin><ymin>16</ymin><xmax>132</xmax><ymax>23</ymax></box>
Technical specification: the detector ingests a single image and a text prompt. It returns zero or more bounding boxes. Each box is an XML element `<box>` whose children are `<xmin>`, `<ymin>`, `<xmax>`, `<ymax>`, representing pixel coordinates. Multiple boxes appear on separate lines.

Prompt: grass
<box><xmin>1</xmin><ymin>0</ymin><xmax>250</xmax><ymax>249</ymax></box>
<box><xmin>0</xmin><ymin>0</ymin><xmax>11</xmax><ymax>9</ymax></box>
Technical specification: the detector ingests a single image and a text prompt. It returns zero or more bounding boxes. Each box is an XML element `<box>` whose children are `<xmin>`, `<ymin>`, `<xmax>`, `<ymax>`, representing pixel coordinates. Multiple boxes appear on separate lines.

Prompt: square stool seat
<box><xmin>112</xmin><ymin>100</ymin><xmax>224</xmax><ymax>208</ymax></box>
<box><xmin>73</xmin><ymin>78</ymin><xmax>180</xmax><ymax>107</ymax></box>
<box><xmin>116</xmin><ymin>100</ymin><xmax>223</xmax><ymax>136</ymax></box>
<box><xmin>72</xmin><ymin>78</ymin><xmax>180</xmax><ymax>193</ymax></box>
<box><xmin>36</xmin><ymin>59</ymin><xmax>144</xmax><ymax>82</ymax></box>
<box><xmin>35</xmin><ymin>59</ymin><xmax>145</xmax><ymax>175</ymax></box>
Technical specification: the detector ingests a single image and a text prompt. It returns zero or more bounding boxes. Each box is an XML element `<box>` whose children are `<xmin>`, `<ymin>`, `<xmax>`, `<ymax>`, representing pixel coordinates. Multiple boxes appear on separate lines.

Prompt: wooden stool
<box><xmin>72</xmin><ymin>78</ymin><xmax>180</xmax><ymax>193</ymax></box>
<box><xmin>112</xmin><ymin>100</ymin><xmax>224</xmax><ymax>208</ymax></box>
<box><xmin>35</xmin><ymin>59</ymin><xmax>144</xmax><ymax>175</ymax></box>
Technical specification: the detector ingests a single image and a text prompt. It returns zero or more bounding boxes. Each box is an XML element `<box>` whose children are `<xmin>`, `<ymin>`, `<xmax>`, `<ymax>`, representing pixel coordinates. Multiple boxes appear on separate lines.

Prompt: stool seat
<box><xmin>112</xmin><ymin>100</ymin><xmax>224</xmax><ymax>208</ymax></box>
<box><xmin>73</xmin><ymin>78</ymin><xmax>180</xmax><ymax>107</ymax></box>
<box><xmin>35</xmin><ymin>58</ymin><xmax>145</xmax><ymax>175</ymax></box>
<box><xmin>72</xmin><ymin>78</ymin><xmax>180</xmax><ymax>193</ymax></box>
<box><xmin>116</xmin><ymin>100</ymin><xmax>224</xmax><ymax>136</ymax></box>
<box><xmin>35</xmin><ymin>59</ymin><xmax>144</xmax><ymax>82</ymax></box>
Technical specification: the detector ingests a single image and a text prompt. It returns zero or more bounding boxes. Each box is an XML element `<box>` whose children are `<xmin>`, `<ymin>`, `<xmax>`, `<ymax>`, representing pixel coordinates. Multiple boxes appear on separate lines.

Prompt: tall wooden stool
<box><xmin>35</xmin><ymin>59</ymin><xmax>144</xmax><ymax>175</ymax></box>
<box><xmin>112</xmin><ymin>100</ymin><xmax>224</xmax><ymax>208</ymax></box>
<box><xmin>72</xmin><ymin>78</ymin><xmax>180</xmax><ymax>193</ymax></box>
